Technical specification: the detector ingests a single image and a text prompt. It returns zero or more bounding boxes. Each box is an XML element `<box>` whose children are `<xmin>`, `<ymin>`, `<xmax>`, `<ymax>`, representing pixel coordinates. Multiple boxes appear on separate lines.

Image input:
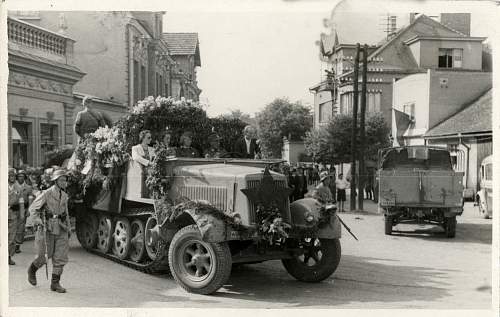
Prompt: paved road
<box><xmin>9</xmin><ymin>202</ymin><xmax>491</xmax><ymax>309</ymax></box>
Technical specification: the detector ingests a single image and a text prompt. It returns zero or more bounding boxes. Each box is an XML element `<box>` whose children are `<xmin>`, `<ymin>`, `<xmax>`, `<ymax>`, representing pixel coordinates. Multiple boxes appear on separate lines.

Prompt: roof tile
<box><xmin>162</xmin><ymin>33</ymin><xmax>199</xmax><ymax>56</ymax></box>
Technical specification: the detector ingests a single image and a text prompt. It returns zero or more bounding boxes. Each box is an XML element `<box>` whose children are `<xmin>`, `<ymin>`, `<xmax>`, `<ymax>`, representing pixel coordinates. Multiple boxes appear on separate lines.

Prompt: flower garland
<box><xmin>255</xmin><ymin>203</ymin><xmax>292</xmax><ymax>245</ymax></box>
<box><xmin>146</xmin><ymin>144</ymin><xmax>176</xmax><ymax>198</ymax></box>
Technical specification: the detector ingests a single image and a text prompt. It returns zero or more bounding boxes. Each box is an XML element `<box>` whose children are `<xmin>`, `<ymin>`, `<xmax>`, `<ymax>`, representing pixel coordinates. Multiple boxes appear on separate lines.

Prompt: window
<box><xmin>367</xmin><ymin>92</ymin><xmax>381</xmax><ymax>112</ymax></box>
<box><xmin>141</xmin><ymin>65</ymin><xmax>146</xmax><ymax>99</ymax></box>
<box><xmin>485</xmin><ymin>163</ymin><xmax>492</xmax><ymax>181</ymax></box>
<box><xmin>319</xmin><ymin>103</ymin><xmax>331</xmax><ymax>123</ymax></box>
<box><xmin>165</xmin><ymin>83</ymin><xmax>169</xmax><ymax>97</ymax></box>
<box><xmin>340</xmin><ymin>92</ymin><xmax>352</xmax><ymax>115</ymax></box>
<box><xmin>159</xmin><ymin>75</ymin><xmax>163</xmax><ymax>96</ymax></box>
<box><xmin>12</xmin><ymin>121</ymin><xmax>32</xmax><ymax>168</ymax></box>
<box><xmin>439</xmin><ymin>48</ymin><xmax>463</xmax><ymax>68</ymax></box>
<box><xmin>133</xmin><ymin>60</ymin><xmax>139</xmax><ymax>102</ymax></box>
<box><xmin>40</xmin><ymin>123</ymin><xmax>59</xmax><ymax>162</ymax></box>
<box><xmin>403</xmin><ymin>103</ymin><xmax>415</xmax><ymax>122</ymax></box>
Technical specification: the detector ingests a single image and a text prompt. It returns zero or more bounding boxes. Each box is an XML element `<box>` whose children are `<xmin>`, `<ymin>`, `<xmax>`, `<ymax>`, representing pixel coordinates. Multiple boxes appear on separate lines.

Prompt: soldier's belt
<box><xmin>45</xmin><ymin>212</ymin><xmax>67</xmax><ymax>221</ymax></box>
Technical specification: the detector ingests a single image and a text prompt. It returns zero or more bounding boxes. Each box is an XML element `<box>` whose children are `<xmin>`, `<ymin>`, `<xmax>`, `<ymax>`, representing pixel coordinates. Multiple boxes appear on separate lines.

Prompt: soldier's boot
<box><xmin>9</xmin><ymin>256</ymin><xmax>15</xmax><ymax>265</ymax></box>
<box><xmin>50</xmin><ymin>274</ymin><xmax>66</xmax><ymax>293</ymax></box>
<box><xmin>15</xmin><ymin>245</ymin><xmax>21</xmax><ymax>254</ymax></box>
<box><xmin>27</xmin><ymin>263</ymin><xmax>39</xmax><ymax>286</ymax></box>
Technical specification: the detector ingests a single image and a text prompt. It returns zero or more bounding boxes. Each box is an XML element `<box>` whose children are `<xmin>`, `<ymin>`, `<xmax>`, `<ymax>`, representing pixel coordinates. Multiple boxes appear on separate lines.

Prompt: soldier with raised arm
<box><xmin>27</xmin><ymin>169</ymin><xmax>71</xmax><ymax>293</ymax></box>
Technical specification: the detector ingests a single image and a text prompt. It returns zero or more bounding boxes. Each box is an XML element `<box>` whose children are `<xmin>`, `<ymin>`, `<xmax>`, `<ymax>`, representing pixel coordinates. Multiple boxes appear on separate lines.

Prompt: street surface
<box><xmin>9</xmin><ymin>201</ymin><xmax>491</xmax><ymax>309</ymax></box>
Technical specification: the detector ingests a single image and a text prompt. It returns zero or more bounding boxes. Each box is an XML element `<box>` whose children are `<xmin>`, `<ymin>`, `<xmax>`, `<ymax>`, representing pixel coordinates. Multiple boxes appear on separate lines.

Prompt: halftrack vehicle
<box><xmin>376</xmin><ymin>146</ymin><xmax>464</xmax><ymax>238</ymax></box>
<box><xmin>71</xmin><ymin>157</ymin><xmax>342</xmax><ymax>294</ymax></box>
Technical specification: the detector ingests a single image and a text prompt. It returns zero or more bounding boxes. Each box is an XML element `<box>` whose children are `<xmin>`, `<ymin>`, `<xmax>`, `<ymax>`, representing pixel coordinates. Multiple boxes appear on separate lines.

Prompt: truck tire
<box><xmin>282</xmin><ymin>238</ymin><xmax>341</xmax><ymax>283</ymax></box>
<box><xmin>445</xmin><ymin>216</ymin><xmax>456</xmax><ymax>238</ymax></box>
<box><xmin>75</xmin><ymin>212</ymin><xmax>98</xmax><ymax>249</ymax></box>
<box><xmin>168</xmin><ymin>225</ymin><xmax>232</xmax><ymax>295</ymax></box>
<box><xmin>384</xmin><ymin>215</ymin><xmax>393</xmax><ymax>235</ymax></box>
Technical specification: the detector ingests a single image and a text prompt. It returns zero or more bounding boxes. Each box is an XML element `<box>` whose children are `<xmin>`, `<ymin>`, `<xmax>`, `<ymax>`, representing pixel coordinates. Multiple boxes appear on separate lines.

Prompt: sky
<box><xmin>163</xmin><ymin>0</ymin><xmax>498</xmax><ymax>117</ymax></box>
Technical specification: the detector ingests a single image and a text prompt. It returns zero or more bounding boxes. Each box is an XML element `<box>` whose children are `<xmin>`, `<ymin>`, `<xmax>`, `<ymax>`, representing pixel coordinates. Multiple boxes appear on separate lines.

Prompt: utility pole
<box><xmin>358</xmin><ymin>44</ymin><xmax>368</xmax><ymax>211</ymax></box>
<box><xmin>350</xmin><ymin>43</ymin><xmax>360</xmax><ymax>211</ymax></box>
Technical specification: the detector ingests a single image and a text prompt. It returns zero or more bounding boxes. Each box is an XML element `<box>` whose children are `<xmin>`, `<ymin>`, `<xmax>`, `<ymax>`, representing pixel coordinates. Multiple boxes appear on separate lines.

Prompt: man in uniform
<box><xmin>74</xmin><ymin>96</ymin><xmax>107</xmax><ymax>141</ymax></box>
<box><xmin>14</xmin><ymin>169</ymin><xmax>33</xmax><ymax>254</ymax></box>
<box><xmin>8</xmin><ymin>168</ymin><xmax>20</xmax><ymax>265</ymax></box>
<box><xmin>310</xmin><ymin>171</ymin><xmax>335</xmax><ymax>204</ymax></box>
<box><xmin>27</xmin><ymin>169</ymin><xmax>71</xmax><ymax>293</ymax></box>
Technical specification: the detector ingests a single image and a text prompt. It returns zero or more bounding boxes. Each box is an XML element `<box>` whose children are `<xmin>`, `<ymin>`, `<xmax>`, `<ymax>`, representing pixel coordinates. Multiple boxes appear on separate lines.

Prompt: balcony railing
<box><xmin>8</xmin><ymin>17</ymin><xmax>68</xmax><ymax>56</ymax></box>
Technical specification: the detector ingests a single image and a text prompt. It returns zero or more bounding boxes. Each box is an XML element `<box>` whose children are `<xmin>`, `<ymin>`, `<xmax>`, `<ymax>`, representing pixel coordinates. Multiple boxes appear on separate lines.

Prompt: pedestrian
<box><xmin>234</xmin><ymin>125</ymin><xmax>261</xmax><ymax>159</ymax></box>
<box><xmin>288</xmin><ymin>168</ymin><xmax>297</xmax><ymax>202</ymax></box>
<box><xmin>294</xmin><ymin>166</ymin><xmax>308</xmax><ymax>201</ymax></box>
<box><xmin>27</xmin><ymin>169</ymin><xmax>72</xmax><ymax>293</ymax></box>
<box><xmin>73</xmin><ymin>96</ymin><xmax>107</xmax><ymax>141</ymax></box>
<box><xmin>8</xmin><ymin>168</ymin><xmax>20</xmax><ymax>265</ymax></box>
<box><xmin>335</xmin><ymin>173</ymin><xmax>349</xmax><ymax>212</ymax></box>
<box><xmin>310</xmin><ymin>171</ymin><xmax>334</xmax><ymax>204</ymax></box>
<box><xmin>328</xmin><ymin>166</ymin><xmax>337</xmax><ymax>202</ymax></box>
<box><xmin>364</xmin><ymin>167</ymin><xmax>374</xmax><ymax>200</ymax></box>
<box><xmin>14</xmin><ymin>169</ymin><xmax>33</xmax><ymax>254</ymax></box>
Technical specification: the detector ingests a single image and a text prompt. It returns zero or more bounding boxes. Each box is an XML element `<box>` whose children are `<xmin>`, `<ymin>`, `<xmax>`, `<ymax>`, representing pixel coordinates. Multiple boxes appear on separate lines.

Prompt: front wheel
<box><xmin>282</xmin><ymin>238</ymin><xmax>341</xmax><ymax>282</ymax></box>
<box><xmin>168</xmin><ymin>225</ymin><xmax>232</xmax><ymax>295</ymax></box>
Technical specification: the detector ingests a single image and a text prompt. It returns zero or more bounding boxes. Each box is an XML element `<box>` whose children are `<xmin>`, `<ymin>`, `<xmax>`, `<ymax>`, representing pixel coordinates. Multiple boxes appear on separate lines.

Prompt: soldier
<box><xmin>204</xmin><ymin>133</ymin><xmax>227</xmax><ymax>158</ymax></box>
<box><xmin>310</xmin><ymin>171</ymin><xmax>335</xmax><ymax>204</ymax></box>
<box><xmin>27</xmin><ymin>169</ymin><xmax>71</xmax><ymax>293</ymax></box>
<box><xmin>177</xmin><ymin>131</ymin><xmax>200</xmax><ymax>158</ymax></box>
<box><xmin>8</xmin><ymin>168</ymin><xmax>20</xmax><ymax>265</ymax></box>
<box><xmin>14</xmin><ymin>169</ymin><xmax>33</xmax><ymax>254</ymax></box>
<box><xmin>74</xmin><ymin>96</ymin><xmax>107</xmax><ymax>141</ymax></box>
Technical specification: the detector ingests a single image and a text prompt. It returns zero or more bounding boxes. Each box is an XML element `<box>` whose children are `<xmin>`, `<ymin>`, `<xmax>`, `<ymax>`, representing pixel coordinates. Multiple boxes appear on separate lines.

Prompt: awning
<box><xmin>11</xmin><ymin>127</ymin><xmax>22</xmax><ymax>141</ymax></box>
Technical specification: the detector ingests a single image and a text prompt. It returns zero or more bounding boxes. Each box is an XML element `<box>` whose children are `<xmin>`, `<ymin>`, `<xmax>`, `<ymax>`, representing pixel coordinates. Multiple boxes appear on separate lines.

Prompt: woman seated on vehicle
<box><xmin>126</xmin><ymin>130</ymin><xmax>155</xmax><ymax>200</ymax></box>
<box><xmin>157</xmin><ymin>126</ymin><xmax>176</xmax><ymax>157</ymax></box>
<box><xmin>204</xmin><ymin>133</ymin><xmax>227</xmax><ymax>158</ymax></box>
<box><xmin>176</xmin><ymin>131</ymin><xmax>200</xmax><ymax>158</ymax></box>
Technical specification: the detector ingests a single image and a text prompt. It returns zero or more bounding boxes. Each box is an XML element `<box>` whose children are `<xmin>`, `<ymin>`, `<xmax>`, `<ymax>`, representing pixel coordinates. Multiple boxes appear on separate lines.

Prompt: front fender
<box><xmin>290</xmin><ymin>198</ymin><xmax>341</xmax><ymax>239</ymax></box>
<box><xmin>181</xmin><ymin>208</ymin><xmax>227</xmax><ymax>243</ymax></box>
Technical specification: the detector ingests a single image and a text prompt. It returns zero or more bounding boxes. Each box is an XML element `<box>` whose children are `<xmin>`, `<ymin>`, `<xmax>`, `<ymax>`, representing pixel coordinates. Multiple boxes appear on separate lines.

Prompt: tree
<box><xmin>256</xmin><ymin>98</ymin><xmax>313</xmax><ymax>158</ymax></box>
<box><xmin>220</xmin><ymin>109</ymin><xmax>255</xmax><ymax>126</ymax></box>
<box><xmin>304</xmin><ymin>112</ymin><xmax>391</xmax><ymax>164</ymax></box>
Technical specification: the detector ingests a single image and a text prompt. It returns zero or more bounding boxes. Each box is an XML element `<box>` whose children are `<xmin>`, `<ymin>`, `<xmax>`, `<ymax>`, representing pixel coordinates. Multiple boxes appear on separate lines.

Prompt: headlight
<box><xmin>304</xmin><ymin>212</ymin><xmax>315</xmax><ymax>223</ymax></box>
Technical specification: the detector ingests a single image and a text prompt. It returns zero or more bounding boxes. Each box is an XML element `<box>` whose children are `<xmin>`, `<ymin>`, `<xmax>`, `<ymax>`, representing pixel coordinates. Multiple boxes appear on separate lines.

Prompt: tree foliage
<box><xmin>219</xmin><ymin>109</ymin><xmax>255</xmax><ymax>126</ymax></box>
<box><xmin>256</xmin><ymin>98</ymin><xmax>312</xmax><ymax>158</ymax></box>
<box><xmin>304</xmin><ymin>112</ymin><xmax>391</xmax><ymax>164</ymax></box>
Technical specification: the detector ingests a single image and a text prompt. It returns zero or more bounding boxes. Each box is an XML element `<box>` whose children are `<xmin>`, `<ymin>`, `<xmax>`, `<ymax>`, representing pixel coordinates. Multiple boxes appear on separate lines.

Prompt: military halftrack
<box><xmin>71</xmin><ymin>157</ymin><xmax>342</xmax><ymax>295</ymax></box>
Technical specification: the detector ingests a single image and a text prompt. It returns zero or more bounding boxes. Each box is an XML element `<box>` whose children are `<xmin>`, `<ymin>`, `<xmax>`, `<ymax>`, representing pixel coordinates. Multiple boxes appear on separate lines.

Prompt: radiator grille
<box><xmin>178</xmin><ymin>185</ymin><xmax>228</xmax><ymax>211</ymax></box>
<box><xmin>246</xmin><ymin>179</ymin><xmax>290</xmax><ymax>223</ymax></box>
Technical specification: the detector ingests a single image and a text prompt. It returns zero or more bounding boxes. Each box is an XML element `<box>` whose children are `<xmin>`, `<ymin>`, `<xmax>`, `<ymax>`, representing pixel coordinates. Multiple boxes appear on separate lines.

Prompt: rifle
<box><xmin>39</xmin><ymin>209</ymin><xmax>49</xmax><ymax>280</ymax></box>
<box><xmin>336</xmin><ymin>215</ymin><xmax>359</xmax><ymax>241</ymax></box>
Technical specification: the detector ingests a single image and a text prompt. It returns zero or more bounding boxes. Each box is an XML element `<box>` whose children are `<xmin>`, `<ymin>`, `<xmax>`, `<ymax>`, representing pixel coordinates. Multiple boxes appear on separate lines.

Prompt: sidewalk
<box><xmin>305</xmin><ymin>184</ymin><xmax>379</xmax><ymax>214</ymax></box>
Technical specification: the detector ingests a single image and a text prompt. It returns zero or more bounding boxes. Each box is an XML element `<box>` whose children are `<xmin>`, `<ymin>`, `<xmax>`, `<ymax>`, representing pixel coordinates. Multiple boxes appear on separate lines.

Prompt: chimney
<box><xmin>409</xmin><ymin>13</ymin><xmax>419</xmax><ymax>24</ymax></box>
<box><xmin>440</xmin><ymin>13</ymin><xmax>471</xmax><ymax>36</ymax></box>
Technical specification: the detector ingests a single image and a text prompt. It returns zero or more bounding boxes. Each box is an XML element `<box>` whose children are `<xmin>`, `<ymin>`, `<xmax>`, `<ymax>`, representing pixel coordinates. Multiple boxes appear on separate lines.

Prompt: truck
<box><xmin>71</xmin><ymin>157</ymin><xmax>342</xmax><ymax>295</ymax></box>
<box><xmin>376</xmin><ymin>146</ymin><xmax>464</xmax><ymax>238</ymax></box>
<box><xmin>476</xmin><ymin>154</ymin><xmax>492</xmax><ymax>219</ymax></box>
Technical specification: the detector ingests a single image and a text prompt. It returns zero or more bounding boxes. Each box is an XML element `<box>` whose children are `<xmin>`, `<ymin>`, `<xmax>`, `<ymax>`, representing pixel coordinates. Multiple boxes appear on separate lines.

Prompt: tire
<box><xmin>112</xmin><ymin>217</ymin><xmax>131</xmax><ymax>260</ymax></box>
<box><xmin>168</xmin><ymin>225</ymin><xmax>232</xmax><ymax>295</ymax></box>
<box><xmin>282</xmin><ymin>238</ymin><xmax>341</xmax><ymax>283</ymax></box>
<box><xmin>384</xmin><ymin>215</ymin><xmax>393</xmax><ymax>235</ymax></box>
<box><xmin>97</xmin><ymin>214</ymin><xmax>113</xmax><ymax>253</ymax></box>
<box><xmin>445</xmin><ymin>216</ymin><xmax>456</xmax><ymax>238</ymax></box>
<box><xmin>75</xmin><ymin>212</ymin><xmax>98</xmax><ymax>249</ymax></box>
<box><xmin>129</xmin><ymin>219</ymin><xmax>146</xmax><ymax>262</ymax></box>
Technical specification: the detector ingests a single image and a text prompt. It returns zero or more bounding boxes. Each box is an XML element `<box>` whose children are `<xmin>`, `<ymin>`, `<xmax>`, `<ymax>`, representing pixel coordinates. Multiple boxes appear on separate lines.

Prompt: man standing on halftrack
<box><xmin>27</xmin><ymin>169</ymin><xmax>71</xmax><ymax>293</ymax></box>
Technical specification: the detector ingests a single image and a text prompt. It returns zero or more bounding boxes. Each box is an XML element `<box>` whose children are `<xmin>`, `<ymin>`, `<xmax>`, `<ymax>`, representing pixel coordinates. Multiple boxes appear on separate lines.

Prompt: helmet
<box><xmin>16</xmin><ymin>169</ymin><xmax>27</xmax><ymax>178</ymax></box>
<box><xmin>8</xmin><ymin>168</ymin><xmax>16</xmax><ymax>176</ymax></box>
<box><xmin>50</xmin><ymin>169</ymin><xmax>67</xmax><ymax>182</ymax></box>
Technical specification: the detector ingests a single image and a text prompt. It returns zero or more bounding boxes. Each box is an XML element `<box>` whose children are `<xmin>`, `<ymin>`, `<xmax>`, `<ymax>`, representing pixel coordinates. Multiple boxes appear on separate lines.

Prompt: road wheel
<box><xmin>445</xmin><ymin>216</ymin><xmax>456</xmax><ymax>238</ymax></box>
<box><xmin>97</xmin><ymin>214</ymin><xmax>113</xmax><ymax>253</ymax></box>
<box><xmin>75</xmin><ymin>212</ymin><xmax>98</xmax><ymax>249</ymax></box>
<box><xmin>384</xmin><ymin>215</ymin><xmax>393</xmax><ymax>235</ymax></box>
<box><xmin>168</xmin><ymin>225</ymin><xmax>232</xmax><ymax>295</ymax></box>
<box><xmin>282</xmin><ymin>238</ymin><xmax>341</xmax><ymax>283</ymax></box>
<box><xmin>112</xmin><ymin>217</ymin><xmax>131</xmax><ymax>259</ymax></box>
<box><xmin>145</xmin><ymin>217</ymin><xmax>160</xmax><ymax>260</ymax></box>
<box><xmin>129</xmin><ymin>219</ymin><xmax>146</xmax><ymax>262</ymax></box>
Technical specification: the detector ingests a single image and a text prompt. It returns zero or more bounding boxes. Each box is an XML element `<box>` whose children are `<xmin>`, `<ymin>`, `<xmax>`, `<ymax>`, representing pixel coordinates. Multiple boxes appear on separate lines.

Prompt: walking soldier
<box><xmin>27</xmin><ymin>169</ymin><xmax>71</xmax><ymax>293</ymax></box>
<box><xmin>8</xmin><ymin>168</ymin><xmax>20</xmax><ymax>265</ymax></box>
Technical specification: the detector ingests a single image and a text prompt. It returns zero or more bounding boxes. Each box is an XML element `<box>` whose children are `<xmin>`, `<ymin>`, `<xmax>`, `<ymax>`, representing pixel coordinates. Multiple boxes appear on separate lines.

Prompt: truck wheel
<box><xmin>168</xmin><ymin>225</ymin><xmax>232</xmax><ymax>295</ymax></box>
<box><xmin>384</xmin><ymin>215</ymin><xmax>393</xmax><ymax>235</ymax></box>
<box><xmin>282</xmin><ymin>238</ymin><xmax>341</xmax><ymax>283</ymax></box>
<box><xmin>445</xmin><ymin>216</ymin><xmax>456</xmax><ymax>238</ymax></box>
<box><xmin>75</xmin><ymin>212</ymin><xmax>98</xmax><ymax>249</ymax></box>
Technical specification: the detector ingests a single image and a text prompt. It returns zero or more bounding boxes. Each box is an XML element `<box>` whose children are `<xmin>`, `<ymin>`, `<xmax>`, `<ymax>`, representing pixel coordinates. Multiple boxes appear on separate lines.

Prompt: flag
<box><xmin>393</xmin><ymin>109</ymin><xmax>412</xmax><ymax>146</ymax></box>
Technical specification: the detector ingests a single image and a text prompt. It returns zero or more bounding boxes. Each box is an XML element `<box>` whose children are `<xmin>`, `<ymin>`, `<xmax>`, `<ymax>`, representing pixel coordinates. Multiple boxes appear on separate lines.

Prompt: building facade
<box><xmin>311</xmin><ymin>13</ymin><xmax>488</xmax><ymax>131</ymax></box>
<box><xmin>7</xmin><ymin>17</ymin><xmax>85</xmax><ymax>167</ymax></box>
<box><xmin>10</xmin><ymin>11</ymin><xmax>203</xmax><ymax>153</ymax></box>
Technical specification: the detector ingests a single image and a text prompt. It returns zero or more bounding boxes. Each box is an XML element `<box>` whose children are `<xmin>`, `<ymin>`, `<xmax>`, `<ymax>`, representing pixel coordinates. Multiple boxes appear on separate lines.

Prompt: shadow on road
<box><xmin>218</xmin><ymin>254</ymin><xmax>454</xmax><ymax>307</ymax></box>
<box><xmin>392</xmin><ymin>221</ymin><xmax>491</xmax><ymax>244</ymax></box>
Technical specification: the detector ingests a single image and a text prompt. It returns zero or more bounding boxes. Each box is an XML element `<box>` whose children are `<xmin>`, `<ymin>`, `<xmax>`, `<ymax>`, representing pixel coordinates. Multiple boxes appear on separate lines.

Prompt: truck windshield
<box><xmin>381</xmin><ymin>148</ymin><xmax>452</xmax><ymax>170</ymax></box>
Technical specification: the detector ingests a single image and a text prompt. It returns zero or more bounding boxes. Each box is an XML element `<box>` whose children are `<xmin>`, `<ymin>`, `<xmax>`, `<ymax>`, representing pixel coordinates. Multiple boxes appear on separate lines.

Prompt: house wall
<box><xmin>417</xmin><ymin>39</ymin><xmax>483</xmax><ymax>70</ymax></box>
<box><xmin>313</xmin><ymin>90</ymin><xmax>333</xmax><ymax>128</ymax></box>
<box><xmin>282</xmin><ymin>140</ymin><xmax>306</xmax><ymax>165</ymax></box>
<box><xmin>428</xmin><ymin>70</ymin><xmax>492</xmax><ymax>128</ymax></box>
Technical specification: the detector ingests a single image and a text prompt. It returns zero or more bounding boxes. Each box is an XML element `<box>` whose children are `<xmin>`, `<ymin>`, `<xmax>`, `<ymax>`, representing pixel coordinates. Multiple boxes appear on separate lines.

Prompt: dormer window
<box><xmin>439</xmin><ymin>48</ymin><xmax>463</xmax><ymax>68</ymax></box>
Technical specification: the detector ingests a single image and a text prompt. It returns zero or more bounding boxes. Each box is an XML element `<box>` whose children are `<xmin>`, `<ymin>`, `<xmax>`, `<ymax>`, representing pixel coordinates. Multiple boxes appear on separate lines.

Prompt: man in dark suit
<box><xmin>234</xmin><ymin>125</ymin><xmax>261</xmax><ymax>159</ymax></box>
